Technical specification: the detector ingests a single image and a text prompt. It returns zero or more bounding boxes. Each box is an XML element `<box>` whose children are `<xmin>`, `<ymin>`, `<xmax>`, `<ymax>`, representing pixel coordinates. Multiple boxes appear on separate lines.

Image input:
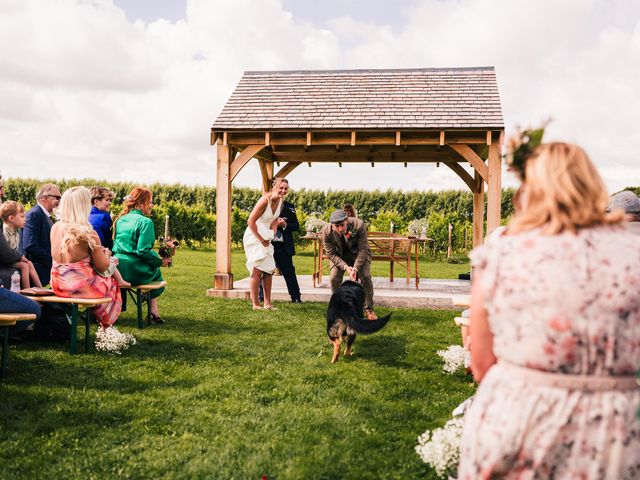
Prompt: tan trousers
<box><xmin>329</xmin><ymin>260</ymin><xmax>374</xmax><ymax>311</ymax></box>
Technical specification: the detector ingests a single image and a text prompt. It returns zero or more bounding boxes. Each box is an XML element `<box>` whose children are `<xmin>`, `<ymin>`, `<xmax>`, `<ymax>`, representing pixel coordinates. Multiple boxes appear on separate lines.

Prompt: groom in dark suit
<box><xmin>260</xmin><ymin>199</ymin><xmax>303</xmax><ymax>303</ymax></box>
<box><xmin>22</xmin><ymin>183</ymin><xmax>60</xmax><ymax>286</ymax></box>
<box><xmin>320</xmin><ymin>209</ymin><xmax>376</xmax><ymax>319</ymax></box>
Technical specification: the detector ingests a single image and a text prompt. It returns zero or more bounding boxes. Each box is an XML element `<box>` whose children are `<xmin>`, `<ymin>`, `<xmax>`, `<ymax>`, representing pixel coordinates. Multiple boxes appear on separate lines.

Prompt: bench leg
<box><xmin>84</xmin><ymin>309</ymin><xmax>92</xmax><ymax>353</ymax></box>
<box><xmin>145</xmin><ymin>292</ymin><xmax>152</xmax><ymax>326</ymax></box>
<box><xmin>69</xmin><ymin>304</ymin><xmax>78</xmax><ymax>355</ymax></box>
<box><xmin>136</xmin><ymin>290</ymin><xmax>144</xmax><ymax>329</ymax></box>
<box><xmin>1</xmin><ymin>327</ymin><xmax>9</xmax><ymax>380</ymax></box>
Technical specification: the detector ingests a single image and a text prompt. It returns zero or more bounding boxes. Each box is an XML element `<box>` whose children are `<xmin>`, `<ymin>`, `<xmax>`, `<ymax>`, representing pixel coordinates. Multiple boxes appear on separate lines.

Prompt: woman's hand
<box><xmin>261</xmin><ymin>238</ymin><xmax>271</xmax><ymax>247</ymax></box>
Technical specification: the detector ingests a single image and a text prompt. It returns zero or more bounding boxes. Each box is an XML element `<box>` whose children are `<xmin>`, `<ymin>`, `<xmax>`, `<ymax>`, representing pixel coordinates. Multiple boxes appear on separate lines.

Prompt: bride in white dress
<box><xmin>243</xmin><ymin>178</ymin><xmax>289</xmax><ymax>310</ymax></box>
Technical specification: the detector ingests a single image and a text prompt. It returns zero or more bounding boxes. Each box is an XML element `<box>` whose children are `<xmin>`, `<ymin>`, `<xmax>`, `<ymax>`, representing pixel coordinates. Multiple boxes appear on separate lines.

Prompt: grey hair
<box><xmin>36</xmin><ymin>183</ymin><xmax>60</xmax><ymax>200</ymax></box>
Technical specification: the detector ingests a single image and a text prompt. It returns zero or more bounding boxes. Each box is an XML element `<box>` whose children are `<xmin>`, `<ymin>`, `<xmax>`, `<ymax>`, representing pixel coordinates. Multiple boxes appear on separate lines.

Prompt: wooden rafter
<box><xmin>229</xmin><ymin>145</ymin><xmax>265</xmax><ymax>182</ymax></box>
<box><xmin>448</xmin><ymin>144</ymin><xmax>489</xmax><ymax>183</ymax></box>
<box><xmin>274</xmin><ymin>161</ymin><xmax>301</xmax><ymax>179</ymax></box>
<box><xmin>443</xmin><ymin>161</ymin><xmax>475</xmax><ymax>191</ymax></box>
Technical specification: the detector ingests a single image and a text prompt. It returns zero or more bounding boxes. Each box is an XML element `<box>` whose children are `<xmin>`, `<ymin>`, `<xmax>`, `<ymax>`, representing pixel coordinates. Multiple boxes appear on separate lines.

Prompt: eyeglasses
<box><xmin>48</xmin><ymin>195</ymin><xmax>61</xmax><ymax>200</ymax></box>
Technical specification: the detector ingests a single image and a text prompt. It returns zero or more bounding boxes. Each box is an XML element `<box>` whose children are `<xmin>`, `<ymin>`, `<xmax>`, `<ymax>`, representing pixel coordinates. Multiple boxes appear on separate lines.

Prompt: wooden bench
<box><xmin>35</xmin><ymin>296</ymin><xmax>113</xmax><ymax>354</ymax></box>
<box><xmin>121</xmin><ymin>281</ymin><xmax>167</xmax><ymax>329</ymax></box>
<box><xmin>0</xmin><ymin>313</ymin><xmax>37</xmax><ymax>379</ymax></box>
<box><xmin>367</xmin><ymin>231</ymin><xmax>416</xmax><ymax>286</ymax></box>
<box><xmin>454</xmin><ymin>313</ymin><xmax>471</xmax><ymax>350</ymax></box>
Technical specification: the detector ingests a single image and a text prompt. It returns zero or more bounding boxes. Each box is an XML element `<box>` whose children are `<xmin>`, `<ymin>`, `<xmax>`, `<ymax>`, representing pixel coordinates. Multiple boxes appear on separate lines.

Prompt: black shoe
<box><xmin>150</xmin><ymin>313</ymin><xmax>165</xmax><ymax>324</ymax></box>
<box><xmin>291</xmin><ymin>299</ymin><xmax>303</xmax><ymax>304</ymax></box>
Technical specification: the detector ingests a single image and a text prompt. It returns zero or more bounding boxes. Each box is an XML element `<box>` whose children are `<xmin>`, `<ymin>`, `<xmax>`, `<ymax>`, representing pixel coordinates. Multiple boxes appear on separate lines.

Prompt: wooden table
<box><xmin>303</xmin><ymin>233</ymin><xmax>430</xmax><ymax>289</ymax></box>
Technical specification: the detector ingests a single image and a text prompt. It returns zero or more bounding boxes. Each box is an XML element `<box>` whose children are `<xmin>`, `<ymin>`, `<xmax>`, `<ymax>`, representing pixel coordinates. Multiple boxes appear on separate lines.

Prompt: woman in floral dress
<box><xmin>50</xmin><ymin>186</ymin><xmax>122</xmax><ymax>329</ymax></box>
<box><xmin>459</xmin><ymin>142</ymin><xmax>640</xmax><ymax>479</ymax></box>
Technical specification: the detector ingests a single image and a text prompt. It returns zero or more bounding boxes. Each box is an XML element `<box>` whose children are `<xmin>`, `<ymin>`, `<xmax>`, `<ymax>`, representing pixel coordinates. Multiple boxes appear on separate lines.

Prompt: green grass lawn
<box><xmin>1</xmin><ymin>249</ymin><xmax>473</xmax><ymax>479</ymax></box>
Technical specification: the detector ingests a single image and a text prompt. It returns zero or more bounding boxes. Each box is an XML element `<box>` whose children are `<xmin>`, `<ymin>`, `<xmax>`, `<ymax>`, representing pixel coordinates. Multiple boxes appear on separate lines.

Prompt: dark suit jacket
<box><xmin>320</xmin><ymin>217</ymin><xmax>371</xmax><ymax>271</ymax></box>
<box><xmin>275</xmin><ymin>200</ymin><xmax>299</xmax><ymax>257</ymax></box>
<box><xmin>21</xmin><ymin>204</ymin><xmax>53</xmax><ymax>285</ymax></box>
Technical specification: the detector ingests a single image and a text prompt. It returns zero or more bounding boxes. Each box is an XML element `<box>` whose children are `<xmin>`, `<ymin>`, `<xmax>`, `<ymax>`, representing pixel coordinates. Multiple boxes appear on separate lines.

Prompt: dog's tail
<box><xmin>350</xmin><ymin>313</ymin><xmax>392</xmax><ymax>334</ymax></box>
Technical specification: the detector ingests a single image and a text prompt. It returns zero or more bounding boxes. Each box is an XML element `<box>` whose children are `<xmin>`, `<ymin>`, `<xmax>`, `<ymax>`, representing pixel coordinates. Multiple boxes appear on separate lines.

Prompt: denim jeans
<box><xmin>0</xmin><ymin>288</ymin><xmax>41</xmax><ymax>335</ymax></box>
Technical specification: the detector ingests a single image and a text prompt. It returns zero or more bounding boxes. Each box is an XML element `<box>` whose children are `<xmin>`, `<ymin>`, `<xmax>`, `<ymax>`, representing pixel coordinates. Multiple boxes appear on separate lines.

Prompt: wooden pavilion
<box><xmin>210</xmin><ymin>67</ymin><xmax>504</xmax><ymax>290</ymax></box>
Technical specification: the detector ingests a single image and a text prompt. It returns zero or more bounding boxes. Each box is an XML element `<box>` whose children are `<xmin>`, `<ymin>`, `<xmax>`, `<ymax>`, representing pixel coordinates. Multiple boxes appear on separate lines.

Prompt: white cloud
<box><xmin>1</xmin><ymin>0</ymin><xmax>639</xmax><ymax>195</ymax></box>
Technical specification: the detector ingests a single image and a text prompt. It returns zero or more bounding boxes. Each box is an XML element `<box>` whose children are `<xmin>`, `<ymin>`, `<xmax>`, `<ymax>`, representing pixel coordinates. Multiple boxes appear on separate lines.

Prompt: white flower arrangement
<box><xmin>437</xmin><ymin>345</ymin><xmax>471</xmax><ymax>374</ymax></box>
<box><xmin>305</xmin><ymin>215</ymin><xmax>326</xmax><ymax>234</ymax></box>
<box><xmin>95</xmin><ymin>326</ymin><xmax>137</xmax><ymax>354</ymax></box>
<box><xmin>416</xmin><ymin>416</ymin><xmax>465</xmax><ymax>478</ymax></box>
<box><xmin>407</xmin><ymin>218</ymin><xmax>429</xmax><ymax>238</ymax></box>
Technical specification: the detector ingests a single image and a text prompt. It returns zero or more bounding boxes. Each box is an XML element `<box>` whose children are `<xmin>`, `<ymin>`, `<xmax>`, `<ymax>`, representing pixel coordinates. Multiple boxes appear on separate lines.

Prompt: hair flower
<box><xmin>505</xmin><ymin>120</ymin><xmax>550</xmax><ymax>180</ymax></box>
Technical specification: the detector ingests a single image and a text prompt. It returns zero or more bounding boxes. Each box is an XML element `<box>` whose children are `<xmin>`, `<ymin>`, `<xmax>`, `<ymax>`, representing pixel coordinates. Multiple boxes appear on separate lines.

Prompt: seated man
<box><xmin>22</xmin><ymin>183</ymin><xmax>61</xmax><ymax>286</ymax></box>
<box><xmin>320</xmin><ymin>209</ymin><xmax>376</xmax><ymax>320</ymax></box>
<box><xmin>0</xmin><ymin>287</ymin><xmax>41</xmax><ymax>341</ymax></box>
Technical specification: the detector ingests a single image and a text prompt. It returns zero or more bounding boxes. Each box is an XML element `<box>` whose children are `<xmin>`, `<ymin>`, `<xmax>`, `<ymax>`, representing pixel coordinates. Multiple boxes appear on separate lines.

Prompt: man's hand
<box><xmin>347</xmin><ymin>266</ymin><xmax>358</xmax><ymax>281</ymax></box>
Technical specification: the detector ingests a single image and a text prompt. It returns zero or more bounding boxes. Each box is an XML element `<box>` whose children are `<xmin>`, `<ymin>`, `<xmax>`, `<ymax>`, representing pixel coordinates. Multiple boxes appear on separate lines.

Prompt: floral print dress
<box><xmin>458</xmin><ymin>226</ymin><xmax>640</xmax><ymax>479</ymax></box>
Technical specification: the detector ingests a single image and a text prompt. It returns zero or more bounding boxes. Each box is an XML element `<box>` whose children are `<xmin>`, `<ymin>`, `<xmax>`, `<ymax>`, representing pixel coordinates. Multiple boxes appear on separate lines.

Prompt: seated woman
<box><xmin>88</xmin><ymin>186</ymin><xmax>115</xmax><ymax>250</ymax></box>
<box><xmin>49</xmin><ymin>186</ymin><xmax>122</xmax><ymax>330</ymax></box>
<box><xmin>113</xmin><ymin>187</ymin><xmax>169</xmax><ymax>323</ymax></box>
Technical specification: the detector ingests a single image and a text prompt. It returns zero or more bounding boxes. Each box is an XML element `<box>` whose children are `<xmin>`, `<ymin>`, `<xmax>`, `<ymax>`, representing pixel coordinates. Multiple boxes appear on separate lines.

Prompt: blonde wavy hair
<box><xmin>508</xmin><ymin>142</ymin><xmax>623</xmax><ymax>235</ymax></box>
<box><xmin>58</xmin><ymin>186</ymin><xmax>99</xmax><ymax>252</ymax></box>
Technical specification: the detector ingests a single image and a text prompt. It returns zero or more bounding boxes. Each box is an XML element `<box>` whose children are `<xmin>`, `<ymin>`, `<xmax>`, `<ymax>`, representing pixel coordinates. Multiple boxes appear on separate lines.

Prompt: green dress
<box><xmin>113</xmin><ymin>210</ymin><xmax>165</xmax><ymax>298</ymax></box>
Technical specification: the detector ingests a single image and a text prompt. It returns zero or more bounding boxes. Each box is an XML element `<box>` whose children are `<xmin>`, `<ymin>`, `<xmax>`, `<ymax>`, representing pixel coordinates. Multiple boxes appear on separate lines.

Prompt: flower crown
<box><xmin>505</xmin><ymin>121</ymin><xmax>549</xmax><ymax>180</ymax></box>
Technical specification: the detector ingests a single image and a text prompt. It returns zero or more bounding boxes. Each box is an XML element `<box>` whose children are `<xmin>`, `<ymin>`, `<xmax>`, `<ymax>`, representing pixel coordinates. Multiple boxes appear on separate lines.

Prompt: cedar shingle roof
<box><xmin>213</xmin><ymin>67</ymin><xmax>503</xmax><ymax>130</ymax></box>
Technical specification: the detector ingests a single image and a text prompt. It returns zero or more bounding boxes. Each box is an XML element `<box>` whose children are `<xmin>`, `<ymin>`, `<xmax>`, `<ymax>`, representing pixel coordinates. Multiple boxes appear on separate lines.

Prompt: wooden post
<box><xmin>447</xmin><ymin>223</ymin><xmax>453</xmax><ymax>259</ymax></box>
<box><xmin>164</xmin><ymin>215</ymin><xmax>170</xmax><ymax>239</ymax></box>
<box><xmin>472</xmin><ymin>170</ymin><xmax>485</xmax><ymax>248</ymax></box>
<box><xmin>487</xmin><ymin>141</ymin><xmax>502</xmax><ymax>234</ymax></box>
<box><xmin>214</xmin><ymin>143</ymin><xmax>233</xmax><ymax>290</ymax></box>
<box><xmin>258</xmin><ymin>159</ymin><xmax>274</xmax><ymax>193</ymax></box>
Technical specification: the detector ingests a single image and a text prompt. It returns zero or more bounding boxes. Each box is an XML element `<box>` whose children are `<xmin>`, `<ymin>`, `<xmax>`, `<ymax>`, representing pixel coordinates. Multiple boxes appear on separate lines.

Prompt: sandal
<box><xmin>150</xmin><ymin>313</ymin><xmax>165</xmax><ymax>324</ymax></box>
<box><xmin>252</xmin><ymin>305</ymin><xmax>264</xmax><ymax>310</ymax></box>
<box><xmin>263</xmin><ymin>305</ymin><xmax>277</xmax><ymax>311</ymax></box>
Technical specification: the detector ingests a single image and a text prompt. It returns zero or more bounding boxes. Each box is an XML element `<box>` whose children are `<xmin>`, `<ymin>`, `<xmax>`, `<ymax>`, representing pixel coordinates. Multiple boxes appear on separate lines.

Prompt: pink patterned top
<box><xmin>459</xmin><ymin>225</ymin><xmax>640</xmax><ymax>479</ymax></box>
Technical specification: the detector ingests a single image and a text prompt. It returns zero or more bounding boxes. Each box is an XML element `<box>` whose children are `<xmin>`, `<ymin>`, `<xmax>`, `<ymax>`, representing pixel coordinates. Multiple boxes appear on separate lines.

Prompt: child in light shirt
<box><xmin>0</xmin><ymin>201</ymin><xmax>43</xmax><ymax>289</ymax></box>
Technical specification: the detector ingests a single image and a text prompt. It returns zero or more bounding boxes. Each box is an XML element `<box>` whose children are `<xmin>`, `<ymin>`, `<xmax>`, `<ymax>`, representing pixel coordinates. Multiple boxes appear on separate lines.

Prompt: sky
<box><xmin>1</xmin><ymin>0</ymin><xmax>639</xmax><ymax>193</ymax></box>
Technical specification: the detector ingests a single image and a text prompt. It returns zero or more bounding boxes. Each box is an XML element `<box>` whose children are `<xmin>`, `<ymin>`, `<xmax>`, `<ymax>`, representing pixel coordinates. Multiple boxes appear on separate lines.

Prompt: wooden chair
<box><xmin>0</xmin><ymin>313</ymin><xmax>37</xmax><ymax>379</ymax></box>
<box><xmin>121</xmin><ymin>281</ymin><xmax>167</xmax><ymax>329</ymax></box>
<box><xmin>367</xmin><ymin>231</ymin><xmax>414</xmax><ymax>285</ymax></box>
<box><xmin>35</xmin><ymin>296</ymin><xmax>113</xmax><ymax>354</ymax></box>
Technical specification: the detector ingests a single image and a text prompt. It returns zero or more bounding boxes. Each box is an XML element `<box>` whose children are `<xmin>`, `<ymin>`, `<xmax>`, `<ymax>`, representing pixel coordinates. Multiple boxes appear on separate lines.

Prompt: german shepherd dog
<box><xmin>326</xmin><ymin>280</ymin><xmax>392</xmax><ymax>363</ymax></box>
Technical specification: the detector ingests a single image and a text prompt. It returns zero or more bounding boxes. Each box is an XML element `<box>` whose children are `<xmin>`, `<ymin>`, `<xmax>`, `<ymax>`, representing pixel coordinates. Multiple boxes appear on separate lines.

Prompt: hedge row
<box><xmin>5</xmin><ymin>178</ymin><xmax>638</xmax><ymax>254</ymax></box>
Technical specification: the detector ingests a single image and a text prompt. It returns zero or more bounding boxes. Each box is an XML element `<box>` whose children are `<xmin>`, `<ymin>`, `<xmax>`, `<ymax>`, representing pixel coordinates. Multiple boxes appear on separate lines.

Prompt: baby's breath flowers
<box><xmin>416</xmin><ymin>417</ymin><xmax>465</xmax><ymax>478</ymax></box>
<box><xmin>95</xmin><ymin>326</ymin><xmax>137</xmax><ymax>354</ymax></box>
<box><xmin>437</xmin><ymin>345</ymin><xmax>471</xmax><ymax>374</ymax></box>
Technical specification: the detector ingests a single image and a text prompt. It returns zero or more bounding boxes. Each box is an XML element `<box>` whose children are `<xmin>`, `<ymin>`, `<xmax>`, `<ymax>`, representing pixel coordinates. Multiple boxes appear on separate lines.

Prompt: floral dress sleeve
<box><xmin>469</xmin><ymin>240</ymin><xmax>502</xmax><ymax>316</ymax></box>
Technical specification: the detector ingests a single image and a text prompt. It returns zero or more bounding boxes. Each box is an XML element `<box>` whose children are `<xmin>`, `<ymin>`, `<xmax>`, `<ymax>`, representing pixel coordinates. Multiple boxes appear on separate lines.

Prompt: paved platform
<box><xmin>206</xmin><ymin>275</ymin><xmax>470</xmax><ymax>309</ymax></box>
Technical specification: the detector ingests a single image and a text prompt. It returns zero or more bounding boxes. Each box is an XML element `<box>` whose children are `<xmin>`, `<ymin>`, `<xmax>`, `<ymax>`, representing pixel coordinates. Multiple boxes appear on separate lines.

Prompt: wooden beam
<box><xmin>487</xmin><ymin>141</ymin><xmax>502</xmax><ymax>234</ymax></box>
<box><xmin>395</xmin><ymin>131</ymin><xmax>401</xmax><ymax>146</ymax></box>
<box><xmin>272</xmin><ymin>151</ymin><xmax>458</xmax><ymax>163</ymax></box>
<box><xmin>210</xmin><ymin>130</ymin><xmax>216</xmax><ymax>146</ymax></box>
<box><xmin>351</xmin><ymin>131</ymin><xmax>356</xmax><ymax>146</ymax></box>
<box><xmin>275</xmin><ymin>161</ymin><xmax>302</xmax><ymax>179</ymax></box>
<box><xmin>439</xmin><ymin>131</ymin><xmax>445</xmax><ymax>146</ymax></box>
<box><xmin>486</xmin><ymin>130</ymin><xmax>492</xmax><ymax>146</ymax></box>
<box><xmin>306</xmin><ymin>131</ymin><xmax>311</xmax><ymax>146</ymax></box>
<box><xmin>222</xmin><ymin>131</ymin><xmax>228</xmax><ymax>146</ymax></box>
<box><xmin>472</xmin><ymin>170</ymin><xmax>484</xmax><ymax>248</ymax></box>
<box><xmin>449</xmin><ymin>144</ymin><xmax>489</xmax><ymax>183</ymax></box>
<box><xmin>230</xmin><ymin>145</ymin><xmax>265</xmax><ymax>182</ymax></box>
<box><xmin>264</xmin><ymin>132</ymin><xmax>270</xmax><ymax>146</ymax></box>
<box><xmin>443</xmin><ymin>161</ymin><xmax>475</xmax><ymax>191</ymax></box>
<box><xmin>214</xmin><ymin>143</ymin><xmax>233</xmax><ymax>290</ymax></box>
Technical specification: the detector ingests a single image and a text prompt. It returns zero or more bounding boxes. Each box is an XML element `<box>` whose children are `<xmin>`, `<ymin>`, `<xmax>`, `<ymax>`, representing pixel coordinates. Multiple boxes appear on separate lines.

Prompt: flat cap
<box><xmin>607</xmin><ymin>190</ymin><xmax>640</xmax><ymax>213</ymax></box>
<box><xmin>329</xmin><ymin>209</ymin><xmax>348</xmax><ymax>224</ymax></box>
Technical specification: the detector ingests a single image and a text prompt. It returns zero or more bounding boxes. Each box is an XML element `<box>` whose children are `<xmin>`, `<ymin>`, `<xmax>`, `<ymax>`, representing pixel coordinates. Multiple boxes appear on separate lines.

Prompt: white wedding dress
<box><xmin>243</xmin><ymin>198</ymin><xmax>283</xmax><ymax>274</ymax></box>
